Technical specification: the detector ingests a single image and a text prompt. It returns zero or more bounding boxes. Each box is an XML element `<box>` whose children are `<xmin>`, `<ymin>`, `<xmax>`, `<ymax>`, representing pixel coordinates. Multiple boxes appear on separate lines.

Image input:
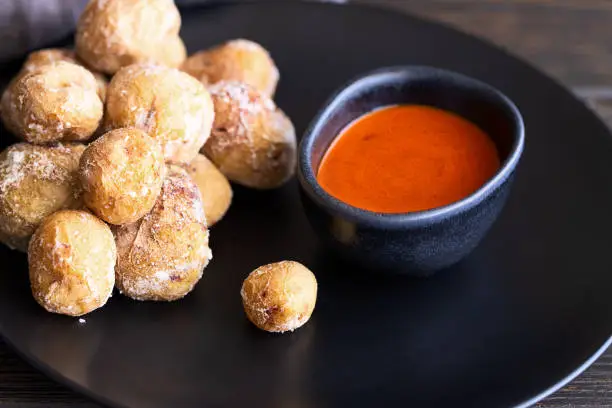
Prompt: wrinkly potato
<box><xmin>80</xmin><ymin>128</ymin><xmax>165</xmax><ymax>225</ymax></box>
<box><xmin>104</xmin><ymin>64</ymin><xmax>214</xmax><ymax>164</ymax></box>
<box><xmin>203</xmin><ymin>81</ymin><xmax>296</xmax><ymax>189</ymax></box>
<box><xmin>182</xmin><ymin>39</ymin><xmax>279</xmax><ymax>97</ymax></box>
<box><xmin>28</xmin><ymin>210</ymin><xmax>116</xmax><ymax>316</ymax></box>
<box><xmin>75</xmin><ymin>0</ymin><xmax>186</xmax><ymax>74</ymax></box>
<box><xmin>114</xmin><ymin>165</ymin><xmax>212</xmax><ymax>301</ymax></box>
<box><xmin>186</xmin><ymin>154</ymin><xmax>232</xmax><ymax>226</ymax></box>
<box><xmin>241</xmin><ymin>261</ymin><xmax>317</xmax><ymax>333</ymax></box>
<box><xmin>22</xmin><ymin>48</ymin><xmax>107</xmax><ymax>100</ymax></box>
<box><xmin>0</xmin><ymin>61</ymin><xmax>103</xmax><ymax>144</ymax></box>
<box><xmin>0</xmin><ymin>143</ymin><xmax>85</xmax><ymax>252</ymax></box>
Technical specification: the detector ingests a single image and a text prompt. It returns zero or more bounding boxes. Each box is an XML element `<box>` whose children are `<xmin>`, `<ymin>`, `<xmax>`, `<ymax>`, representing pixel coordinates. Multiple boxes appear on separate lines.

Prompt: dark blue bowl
<box><xmin>297</xmin><ymin>66</ymin><xmax>525</xmax><ymax>276</ymax></box>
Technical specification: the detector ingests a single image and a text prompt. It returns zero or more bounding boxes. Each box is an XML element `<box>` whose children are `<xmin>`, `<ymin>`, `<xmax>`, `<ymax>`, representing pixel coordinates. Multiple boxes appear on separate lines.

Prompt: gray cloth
<box><xmin>0</xmin><ymin>0</ymin><xmax>87</xmax><ymax>62</ymax></box>
<box><xmin>0</xmin><ymin>0</ymin><xmax>347</xmax><ymax>63</ymax></box>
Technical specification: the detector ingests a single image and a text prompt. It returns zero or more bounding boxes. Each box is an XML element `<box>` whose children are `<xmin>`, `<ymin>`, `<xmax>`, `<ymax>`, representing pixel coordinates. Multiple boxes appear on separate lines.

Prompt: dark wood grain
<box><xmin>359</xmin><ymin>0</ymin><xmax>612</xmax><ymax>87</ymax></box>
<box><xmin>535</xmin><ymin>349</ymin><xmax>612</xmax><ymax>408</ymax></box>
<box><xmin>1</xmin><ymin>1</ymin><xmax>612</xmax><ymax>407</ymax></box>
<box><xmin>0</xmin><ymin>338</ymin><xmax>99</xmax><ymax>407</ymax></box>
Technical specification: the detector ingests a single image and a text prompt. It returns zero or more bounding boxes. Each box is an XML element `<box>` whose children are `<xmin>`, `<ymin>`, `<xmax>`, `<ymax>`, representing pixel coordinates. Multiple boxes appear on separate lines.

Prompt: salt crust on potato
<box><xmin>182</xmin><ymin>39</ymin><xmax>279</xmax><ymax>97</ymax></box>
<box><xmin>0</xmin><ymin>143</ymin><xmax>85</xmax><ymax>252</ymax></box>
<box><xmin>28</xmin><ymin>210</ymin><xmax>116</xmax><ymax>316</ymax></box>
<box><xmin>75</xmin><ymin>0</ymin><xmax>186</xmax><ymax>74</ymax></box>
<box><xmin>104</xmin><ymin>64</ymin><xmax>215</xmax><ymax>164</ymax></box>
<box><xmin>22</xmin><ymin>48</ymin><xmax>107</xmax><ymax>100</ymax></box>
<box><xmin>241</xmin><ymin>261</ymin><xmax>317</xmax><ymax>333</ymax></box>
<box><xmin>114</xmin><ymin>165</ymin><xmax>212</xmax><ymax>301</ymax></box>
<box><xmin>1</xmin><ymin>61</ymin><xmax>103</xmax><ymax>144</ymax></box>
<box><xmin>204</xmin><ymin>80</ymin><xmax>296</xmax><ymax>189</ymax></box>
<box><xmin>80</xmin><ymin>127</ymin><xmax>165</xmax><ymax>225</ymax></box>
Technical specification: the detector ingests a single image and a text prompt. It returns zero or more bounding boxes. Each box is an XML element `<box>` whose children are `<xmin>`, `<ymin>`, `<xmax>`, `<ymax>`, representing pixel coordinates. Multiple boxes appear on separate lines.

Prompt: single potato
<box><xmin>241</xmin><ymin>261</ymin><xmax>317</xmax><ymax>333</ymax></box>
<box><xmin>0</xmin><ymin>143</ymin><xmax>85</xmax><ymax>252</ymax></box>
<box><xmin>104</xmin><ymin>64</ymin><xmax>214</xmax><ymax>164</ymax></box>
<box><xmin>80</xmin><ymin>128</ymin><xmax>165</xmax><ymax>225</ymax></box>
<box><xmin>28</xmin><ymin>210</ymin><xmax>116</xmax><ymax>316</ymax></box>
<box><xmin>186</xmin><ymin>154</ymin><xmax>232</xmax><ymax>226</ymax></box>
<box><xmin>203</xmin><ymin>80</ymin><xmax>296</xmax><ymax>189</ymax></box>
<box><xmin>0</xmin><ymin>61</ymin><xmax>103</xmax><ymax>144</ymax></box>
<box><xmin>182</xmin><ymin>39</ymin><xmax>279</xmax><ymax>97</ymax></box>
<box><xmin>75</xmin><ymin>0</ymin><xmax>186</xmax><ymax>74</ymax></box>
<box><xmin>114</xmin><ymin>166</ymin><xmax>212</xmax><ymax>301</ymax></box>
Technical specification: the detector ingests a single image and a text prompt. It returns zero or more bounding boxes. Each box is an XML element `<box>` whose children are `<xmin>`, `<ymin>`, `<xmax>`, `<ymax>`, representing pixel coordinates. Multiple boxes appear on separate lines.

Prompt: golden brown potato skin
<box><xmin>104</xmin><ymin>64</ymin><xmax>215</xmax><ymax>164</ymax></box>
<box><xmin>80</xmin><ymin>128</ymin><xmax>165</xmax><ymax>225</ymax></box>
<box><xmin>241</xmin><ymin>261</ymin><xmax>317</xmax><ymax>333</ymax></box>
<box><xmin>22</xmin><ymin>49</ymin><xmax>77</xmax><ymax>71</ymax></box>
<box><xmin>75</xmin><ymin>0</ymin><xmax>186</xmax><ymax>74</ymax></box>
<box><xmin>186</xmin><ymin>154</ymin><xmax>232</xmax><ymax>226</ymax></box>
<box><xmin>203</xmin><ymin>81</ymin><xmax>296</xmax><ymax>189</ymax></box>
<box><xmin>114</xmin><ymin>166</ymin><xmax>212</xmax><ymax>301</ymax></box>
<box><xmin>28</xmin><ymin>210</ymin><xmax>116</xmax><ymax>316</ymax></box>
<box><xmin>182</xmin><ymin>39</ymin><xmax>279</xmax><ymax>97</ymax></box>
<box><xmin>22</xmin><ymin>48</ymin><xmax>107</xmax><ymax>100</ymax></box>
<box><xmin>0</xmin><ymin>143</ymin><xmax>85</xmax><ymax>252</ymax></box>
<box><xmin>151</xmin><ymin>36</ymin><xmax>187</xmax><ymax>72</ymax></box>
<box><xmin>0</xmin><ymin>61</ymin><xmax>103</xmax><ymax>144</ymax></box>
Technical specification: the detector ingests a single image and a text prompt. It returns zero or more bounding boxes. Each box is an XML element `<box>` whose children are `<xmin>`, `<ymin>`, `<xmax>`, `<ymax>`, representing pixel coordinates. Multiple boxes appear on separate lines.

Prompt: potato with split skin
<box><xmin>21</xmin><ymin>48</ymin><xmax>107</xmax><ymax>100</ymax></box>
<box><xmin>114</xmin><ymin>165</ymin><xmax>212</xmax><ymax>301</ymax></box>
<box><xmin>182</xmin><ymin>39</ymin><xmax>279</xmax><ymax>97</ymax></box>
<box><xmin>104</xmin><ymin>64</ymin><xmax>215</xmax><ymax>164</ymax></box>
<box><xmin>241</xmin><ymin>261</ymin><xmax>318</xmax><ymax>333</ymax></box>
<box><xmin>28</xmin><ymin>210</ymin><xmax>116</xmax><ymax>316</ymax></box>
<box><xmin>80</xmin><ymin>128</ymin><xmax>165</xmax><ymax>225</ymax></box>
<box><xmin>75</xmin><ymin>0</ymin><xmax>186</xmax><ymax>75</ymax></box>
<box><xmin>203</xmin><ymin>80</ymin><xmax>296</xmax><ymax>189</ymax></box>
<box><xmin>0</xmin><ymin>143</ymin><xmax>85</xmax><ymax>252</ymax></box>
<box><xmin>186</xmin><ymin>154</ymin><xmax>232</xmax><ymax>226</ymax></box>
<box><xmin>0</xmin><ymin>61</ymin><xmax>103</xmax><ymax>144</ymax></box>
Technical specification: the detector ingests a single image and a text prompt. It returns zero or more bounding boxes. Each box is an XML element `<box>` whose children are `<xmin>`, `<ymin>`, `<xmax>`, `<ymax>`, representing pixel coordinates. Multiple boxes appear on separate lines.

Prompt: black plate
<box><xmin>1</xmin><ymin>2</ymin><xmax>611</xmax><ymax>408</ymax></box>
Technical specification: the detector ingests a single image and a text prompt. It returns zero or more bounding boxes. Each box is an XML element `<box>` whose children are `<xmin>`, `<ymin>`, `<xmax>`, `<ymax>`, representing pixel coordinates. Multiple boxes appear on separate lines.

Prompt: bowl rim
<box><xmin>297</xmin><ymin>65</ymin><xmax>525</xmax><ymax>228</ymax></box>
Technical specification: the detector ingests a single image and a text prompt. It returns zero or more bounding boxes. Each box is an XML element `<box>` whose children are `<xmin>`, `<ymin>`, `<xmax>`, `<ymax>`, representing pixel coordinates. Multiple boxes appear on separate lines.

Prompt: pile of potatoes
<box><xmin>0</xmin><ymin>0</ymin><xmax>314</xmax><ymax>333</ymax></box>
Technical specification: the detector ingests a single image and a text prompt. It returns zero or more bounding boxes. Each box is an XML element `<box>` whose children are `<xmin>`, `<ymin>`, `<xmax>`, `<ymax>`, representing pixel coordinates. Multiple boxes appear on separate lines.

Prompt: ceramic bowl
<box><xmin>297</xmin><ymin>66</ymin><xmax>525</xmax><ymax>275</ymax></box>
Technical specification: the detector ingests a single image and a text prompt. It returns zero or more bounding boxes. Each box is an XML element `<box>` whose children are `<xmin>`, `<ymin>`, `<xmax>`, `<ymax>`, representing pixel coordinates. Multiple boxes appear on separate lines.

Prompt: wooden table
<box><xmin>1</xmin><ymin>1</ymin><xmax>611</xmax><ymax>407</ymax></box>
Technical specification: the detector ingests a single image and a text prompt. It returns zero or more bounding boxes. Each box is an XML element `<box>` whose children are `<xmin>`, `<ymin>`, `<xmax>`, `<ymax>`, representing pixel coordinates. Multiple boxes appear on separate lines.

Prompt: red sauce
<box><xmin>317</xmin><ymin>105</ymin><xmax>500</xmax><ymax>213</ymax></box>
